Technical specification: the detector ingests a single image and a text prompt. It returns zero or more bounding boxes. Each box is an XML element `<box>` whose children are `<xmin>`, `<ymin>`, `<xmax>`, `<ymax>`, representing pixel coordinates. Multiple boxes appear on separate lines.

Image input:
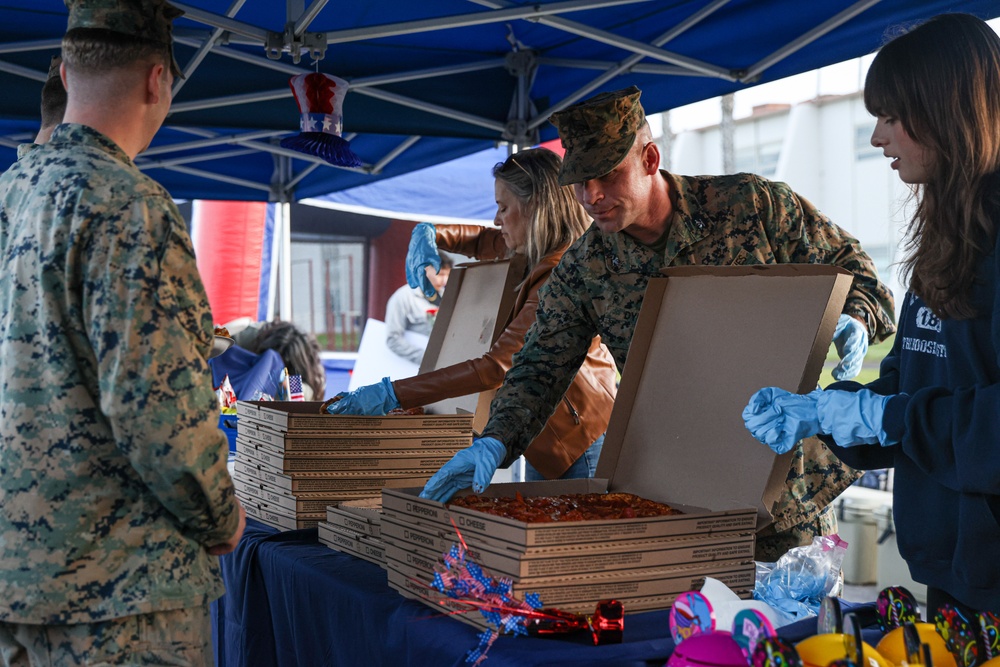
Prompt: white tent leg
<box><xmin>278</xmin><ymin>201</ymin><xmax>293</xmax><ymax>322</ymax></box>
<box><xmin>266</xmin><ymin>204</ymin><xmax>280</xmax><ymax>321</ymax></box>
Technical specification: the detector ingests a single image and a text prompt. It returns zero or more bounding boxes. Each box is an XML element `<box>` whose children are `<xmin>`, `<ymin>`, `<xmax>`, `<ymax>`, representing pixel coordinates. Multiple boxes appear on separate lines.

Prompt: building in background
<box><xmin>665</xmin><ymin>91</ymin><xmax>914</xmax><ymax>312</ymax></box>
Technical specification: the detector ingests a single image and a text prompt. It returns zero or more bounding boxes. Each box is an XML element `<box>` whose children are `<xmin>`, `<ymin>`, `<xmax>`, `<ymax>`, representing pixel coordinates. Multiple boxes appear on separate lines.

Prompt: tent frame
<box><xmin>0</xmin><ymin>0</ymin><xmax>884</xmax><ymax>199</ymax></box>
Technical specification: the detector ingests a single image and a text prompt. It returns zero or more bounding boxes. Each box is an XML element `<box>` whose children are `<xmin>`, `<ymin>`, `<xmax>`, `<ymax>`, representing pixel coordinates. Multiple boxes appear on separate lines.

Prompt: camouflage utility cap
<box><xmin>549</xmin><ymin>85</ymin><xmax>644</xmax><ymax>186</ymax></box>
<box><xmin>65</xmin><ymin>0</ymin><xmax>185</xmax><ymax>78</ymax></box>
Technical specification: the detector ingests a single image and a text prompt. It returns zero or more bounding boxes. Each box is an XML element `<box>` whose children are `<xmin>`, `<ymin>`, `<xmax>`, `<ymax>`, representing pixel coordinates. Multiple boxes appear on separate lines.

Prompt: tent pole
<box><xmin>266</xmin><ymin>204</ymin><xmax>280</xmax><ymax>321</ymax></box>
<box><xmin>278</xmin><ymin>199</ymin><xmax>293</xmax><ymax>322</ymax></box>
<box><xmin>267</xmin><ymin>155</ymin><xmax>294</xmax><ymax>322</ymax></box>
<box><xmin>276</xmin><ymin>155</ymin><xmax>294</xmax><ymax>322</ymax></box>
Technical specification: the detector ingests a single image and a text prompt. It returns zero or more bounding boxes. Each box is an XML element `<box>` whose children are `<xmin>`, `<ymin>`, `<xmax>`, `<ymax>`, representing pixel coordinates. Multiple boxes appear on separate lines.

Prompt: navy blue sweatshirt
<box><xmin>825</xmin><ymin>224</ymin><xmax>1000</xmax><ymax>612</ymax></box>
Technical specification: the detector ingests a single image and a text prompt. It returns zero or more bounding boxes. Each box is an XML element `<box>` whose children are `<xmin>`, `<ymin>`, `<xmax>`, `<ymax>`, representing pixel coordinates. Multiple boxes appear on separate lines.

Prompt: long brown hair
<box><xmin>492</xmin><ymin>148</ymin><xmax>591</xmax><ymax>269</ymax></box>
<box><xmin>864</xmin><ymin>13</ymin><xmax>1000</xmax><ymax>319</ymax></box>
<box><xmin>243</xmin><ymin>321</ymin><xmax>326</xmax><ymax>399</ymax></box>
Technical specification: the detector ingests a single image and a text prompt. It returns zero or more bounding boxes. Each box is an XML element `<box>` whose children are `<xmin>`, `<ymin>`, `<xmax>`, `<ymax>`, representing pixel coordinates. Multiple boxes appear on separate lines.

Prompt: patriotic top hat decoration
<box><xmin>280</xmin><ymin>72</ymin><xmax>362</xmax><ymax>168</ymax></box>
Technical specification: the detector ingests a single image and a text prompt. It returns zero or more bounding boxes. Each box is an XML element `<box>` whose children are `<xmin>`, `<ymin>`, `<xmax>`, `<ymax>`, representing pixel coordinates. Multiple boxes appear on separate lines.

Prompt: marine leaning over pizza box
<box><xmin>421</xmin><ymin>86</ymin><xmax>897</xmax><ymax>561</ymax></box>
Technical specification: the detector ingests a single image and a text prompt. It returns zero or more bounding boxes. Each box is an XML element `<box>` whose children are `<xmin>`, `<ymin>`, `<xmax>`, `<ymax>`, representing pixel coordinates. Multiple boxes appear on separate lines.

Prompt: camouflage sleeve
<box><xmin>481</xmin><ymin>255</ymin><xmax>594</xmax><ymax>465</ymax></box>
<box><xmin>83</xmin><ymin>195</ymin><xmax>239</xmax><ymax>547</ymax></box>
<box><xmin>756</xmin><ymin>177</ymin><xmax>896</xmax><ymax>342</ymax></box>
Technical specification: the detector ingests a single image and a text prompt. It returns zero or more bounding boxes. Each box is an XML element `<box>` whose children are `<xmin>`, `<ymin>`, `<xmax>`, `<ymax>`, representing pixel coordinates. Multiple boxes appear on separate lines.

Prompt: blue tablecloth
<box><xmin>211</xmin><ymin>520</ymin><xmax>880</xmax><ymax>667</ymax></box>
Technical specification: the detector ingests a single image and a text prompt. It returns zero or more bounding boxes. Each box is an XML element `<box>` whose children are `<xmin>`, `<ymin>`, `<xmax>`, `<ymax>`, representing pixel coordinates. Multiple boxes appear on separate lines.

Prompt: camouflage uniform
<box><xmin>0</xmin><ymin>123</ymin><xmax>239</xmax><ymax>625</ymax></box>
<box><xmin>0</xmin><ymin>604</ymin><xmax>212</xmax><ymax>666</ymax></box>
<box><xmin>482</xmin><ymin>169</ymin><xmax>896</xmax><ymax>560</ymax></box>
<box><xmin>66</xmin><ymin>0</ymin><xmax>185</xmax><ymax>79</ymax></box>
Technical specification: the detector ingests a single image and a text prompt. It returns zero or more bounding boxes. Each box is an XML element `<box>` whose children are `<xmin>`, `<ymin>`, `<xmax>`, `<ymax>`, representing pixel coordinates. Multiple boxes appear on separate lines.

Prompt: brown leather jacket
<box><xmin>392</xmin><ymin>224</ymin><xmax>617</xmax><ymax>479</ymax></box>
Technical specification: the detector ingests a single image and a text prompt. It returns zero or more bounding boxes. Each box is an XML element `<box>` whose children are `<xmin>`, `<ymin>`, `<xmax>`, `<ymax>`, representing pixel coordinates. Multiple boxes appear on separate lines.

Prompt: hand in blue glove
<box><xmin>419</xmin><ymin>437</ymin><xmax>506</xmax><ymax>502</ymax></box>
<box><xmin>742</xmin><ymin>387</ymin><xmax>823</xmax><ymax>454</ymax></box>
<box><xmin>816</xmin><ymin>388</ymin><xmax>895</xmax><ymax>447</ymax></box>
<box><xmin>406</xmin><ymin>222</ymin><xmax>441</xmax><ymax>300</ymax></box>
<box><xmin>831</xmin><ymin>314</ymin><xmax>869</xmax><ymax>381</ymax></box>
<box><xmin>323</xmin><ymin>377</ymin><xmax>400</xmax><ymax>416</ymax></box>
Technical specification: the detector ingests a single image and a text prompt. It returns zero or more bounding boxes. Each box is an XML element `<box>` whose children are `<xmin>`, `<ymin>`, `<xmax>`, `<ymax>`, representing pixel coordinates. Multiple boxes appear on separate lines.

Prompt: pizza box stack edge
<box><xmin>382</xmin><ymin>265</ymin><xmax>852</xmax><ymax>628</ymax></box>
<box><xmin>318</xmin><ymin>498</ymin><xmax>386</xmax><ymax>567</ymax></box>
<box><xmin>232</xmin><ymin>400</ymin><xmax>473</xmax><ymax>532</ymax></box>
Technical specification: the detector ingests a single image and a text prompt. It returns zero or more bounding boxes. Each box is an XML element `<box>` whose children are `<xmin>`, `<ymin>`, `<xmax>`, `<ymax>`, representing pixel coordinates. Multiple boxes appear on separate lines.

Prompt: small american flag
<box><xmin>288</xmin><ymin>374</ymin><xmax>305</xmax><ymax>401</ymax></box>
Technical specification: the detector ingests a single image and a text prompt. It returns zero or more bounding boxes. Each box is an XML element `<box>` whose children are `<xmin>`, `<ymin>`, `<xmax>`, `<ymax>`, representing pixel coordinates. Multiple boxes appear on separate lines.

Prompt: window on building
<box><xmin>733</xmin><ymin>141</ymin><xmax>781</xmax><ymax>177</ymax></box>
<box><xmin>289</xmin><ymin>240</ymin><xmax>366</xmax><ymax>352</ymax></box>
<box><xmin>757</xmin><ymin>142</ymin><xmax>780</xmax><ymax>177</ymax></box>
<box><xmin>734</xmin><ymin>146</ymin><xmax>756</xmax><ymax>175</ymax></box>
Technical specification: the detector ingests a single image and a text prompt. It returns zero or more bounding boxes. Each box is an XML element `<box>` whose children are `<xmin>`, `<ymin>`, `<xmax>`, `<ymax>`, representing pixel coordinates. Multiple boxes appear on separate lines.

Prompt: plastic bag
<box><xmin>753</xmin><ymin>534</ymin><xmax>848</xmax><ymax>624</ymax></box>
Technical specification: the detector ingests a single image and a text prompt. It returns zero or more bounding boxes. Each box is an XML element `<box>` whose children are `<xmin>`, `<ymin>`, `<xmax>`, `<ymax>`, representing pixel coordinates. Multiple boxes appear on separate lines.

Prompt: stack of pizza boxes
<box><xmin>318</xmin><ymin>498</ymin><xmax>386</xmax><ymax>567</ymax></box>
<box><xmin>233</xmin><ymin>259</ymin><xmax>527</xmax><ymax>537</ymax></box>
<box><xmin>231</xmin><ymin>401</ymin><xmax>473</xmax><ymax>531</ymax></box>
<box><xmin>382</xmin><ymin>266</ymin><xmax>852</xmax><ymax>628</ymax></box>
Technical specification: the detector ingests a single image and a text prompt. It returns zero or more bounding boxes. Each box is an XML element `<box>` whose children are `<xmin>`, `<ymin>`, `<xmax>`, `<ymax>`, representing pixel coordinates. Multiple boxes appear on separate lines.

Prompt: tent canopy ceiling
<box><xmin>0</xmin><ymin>0</ymin><xmax>996</xmax><ymax>202</ymax></box>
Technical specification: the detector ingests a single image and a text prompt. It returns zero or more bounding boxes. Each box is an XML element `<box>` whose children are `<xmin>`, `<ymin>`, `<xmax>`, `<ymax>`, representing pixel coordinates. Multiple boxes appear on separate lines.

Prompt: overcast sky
<box><xmin>665</xmin><ymin>17</ymin><xmax>1000</xmax><ymax>135</ymax></box>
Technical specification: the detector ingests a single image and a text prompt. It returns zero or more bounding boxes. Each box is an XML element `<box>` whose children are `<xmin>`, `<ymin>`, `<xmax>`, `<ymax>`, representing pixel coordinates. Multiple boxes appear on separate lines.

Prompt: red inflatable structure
<box><xmin>191</xmin><ymin>200</ymin><xmax>269</xmax><ymax>326</ymax></box>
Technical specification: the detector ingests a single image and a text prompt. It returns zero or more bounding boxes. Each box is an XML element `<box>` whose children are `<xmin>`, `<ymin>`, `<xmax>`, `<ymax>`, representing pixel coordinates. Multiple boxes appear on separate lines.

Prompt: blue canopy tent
<box><xmin>1</xmin><ymin>0</ymin><xmax>998</xmax><ymax>204</ymax></box>
<box><xmin>307</xmin><ymin>144</ymin><xmax>509</xmax><ymax>222</ymax></box>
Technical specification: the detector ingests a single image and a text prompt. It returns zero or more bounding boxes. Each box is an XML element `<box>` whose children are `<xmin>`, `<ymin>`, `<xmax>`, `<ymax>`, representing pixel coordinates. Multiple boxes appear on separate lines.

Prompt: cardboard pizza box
<box><xmin>385</xmin><ymin>555</ymin><xmax>755</xmax><ymax>607</ymax></box>
<box><xmin>235</xmin><ymin>436</ymin><xmax>455</xmax><ymax>473</ymax></box>
<box><xmin>418</xmin><ymin>255</ymin><xmax>527</xmax><ymax>433</ymax></box>
<box><xmin>385</xmin><ymin>571</ymin><xmax>748</xmax><ymax>631</ymax></box>
<box><xmin>232</xmin><ymin>474</ymin><xmax>355</xmax><ymax>514</ymax></box>
<box><xmin>240</xmin><ymin>499</ymin><xmax>322</xmax><ymax>530</ymax></box>
<box><xmin>236</xmin><ymin>400</ymin><xmax>475</xmax><ymax>433</ymax></box>
<box><xmin>381</xmin><ymin>265</ymin><xmax>850</xmax><ymax>611</ymax></box>
<box><xmin>382</xmin><ymin>535</ymin><xmax>754</xmax><ymax>583</ymax></box>
<box><xmin>318</xmin><ymin>522</ymin><xmax>386</xmax><ymax>567</ymax></box>
<box><xmin>233</xmin><ymin>458</ymin><xmax>432</xmax><ymax>494</ymax></box>
<box><xmin>380</xmin><ymin>514</ymin><xmax>753</xmax><ymax>578</ymax></box>
<box><xmin>325</xmin><ymin>505</ymin><xmax>382</xmax><ymax>539</ymax></box>
<box><xmin>232</xmin><ymin>468</ymin><xmax>379</xmax><ymax>506</ymax></box>
<box><xmin>236</xmin><ymin>419</ymin><xmax>472</xmax><ymax>453</ymax></box>
<box><xmin>384</xmin><ymin>264</ymin><xmax>850</xmax><ymax>533</ymax></box>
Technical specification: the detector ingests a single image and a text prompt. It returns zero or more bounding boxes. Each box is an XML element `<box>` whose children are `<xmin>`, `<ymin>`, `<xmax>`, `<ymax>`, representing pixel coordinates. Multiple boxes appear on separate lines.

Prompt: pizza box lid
<box><xmin>596</xmin><ymin>264</ymin><xmax>852</xmax><ymax>528</ymax></box>
<box><xmin>418</xmin><ymin>256</ymin><xmax>527</xmax><ymax>433</ymax></box>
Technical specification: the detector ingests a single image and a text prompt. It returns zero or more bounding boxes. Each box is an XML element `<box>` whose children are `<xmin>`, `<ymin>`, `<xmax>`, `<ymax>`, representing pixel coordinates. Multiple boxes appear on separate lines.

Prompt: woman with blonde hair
<box><xmin>327</xmin><ymin>148</ymin><xmax>617</xmax><ymax>480</ymax></box>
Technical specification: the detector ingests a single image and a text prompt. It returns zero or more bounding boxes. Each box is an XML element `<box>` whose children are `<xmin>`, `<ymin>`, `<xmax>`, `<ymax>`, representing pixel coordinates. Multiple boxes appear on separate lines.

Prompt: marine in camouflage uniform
<box><xmin>0</xmin><ymin>1</ymin><xmax>238</xmax><ymax>664</ymax></box>
<box><xmin>481</xmin><ymin>87</ymin><xmax>896</xmax><ymax>561</ymax></box>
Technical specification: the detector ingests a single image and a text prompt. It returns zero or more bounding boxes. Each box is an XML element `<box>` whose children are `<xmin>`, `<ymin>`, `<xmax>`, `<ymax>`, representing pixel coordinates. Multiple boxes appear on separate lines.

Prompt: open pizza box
<box><xmin>381</xmin><ymin>265</ymin><xmax>851</xmax><ymax>604</ymax></box>
<box><xmin>418</xmin><ymin>254</ymin><xmax>527</xmax><ymax>433</ymax></box>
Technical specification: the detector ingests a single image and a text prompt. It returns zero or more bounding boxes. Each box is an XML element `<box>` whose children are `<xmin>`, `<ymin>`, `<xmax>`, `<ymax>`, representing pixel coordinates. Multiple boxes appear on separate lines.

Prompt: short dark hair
<box><xmin>62</xmin><ymin>27</ymin><xmax>169</xmax><ymax>75</ymax></box>
<box><xmin>437</xmin><ymin>252</ymin><xmax>454</xmax><ymax>270</ymax></box>
<box><xmin>39</xmin><ymin>75</ymin><xmax>67</xmax><ymax>129</ymax></box>
<box><xmin>242</xmin><ymin>321</ymin><xmax>326</xmax><ymax>398</ymax></box>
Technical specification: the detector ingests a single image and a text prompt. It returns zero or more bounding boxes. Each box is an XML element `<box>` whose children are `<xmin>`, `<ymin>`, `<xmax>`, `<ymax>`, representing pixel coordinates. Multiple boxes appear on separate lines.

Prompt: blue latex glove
<box><xmin>324</xmin><ymin>377</ymin><xmax>400</xmax><ymax>416</ymax></box>
<box><xmin>419</xmin><ymin>437</ymin><xmax>506</xmax><ymax>502</ymax></box>
<box><xmin>816</xmin><ymin>388</ymin><xmax>895</xmax><ymax>447</ymax></box>
<box><xmin>742</xmin><ymin>388</ymin><xmax>823</xmax><ymax>454</ymax></box>
<box><xmin>831</xmin><ymin>314</ymin><xmax>869</xmax><ymax>380</ymax></box>
<box><xmin>406</xmin><ymin>222</ymin><xmax>440</xmax><ymax>299</ymax></box>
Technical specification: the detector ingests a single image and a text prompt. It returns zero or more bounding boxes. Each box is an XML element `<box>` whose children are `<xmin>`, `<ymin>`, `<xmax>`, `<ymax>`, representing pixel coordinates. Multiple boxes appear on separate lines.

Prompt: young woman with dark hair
<box><xmin>744</xmin><ymin>13</ymin><xmax>1000</xmax><ymax>615</ymax></box>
